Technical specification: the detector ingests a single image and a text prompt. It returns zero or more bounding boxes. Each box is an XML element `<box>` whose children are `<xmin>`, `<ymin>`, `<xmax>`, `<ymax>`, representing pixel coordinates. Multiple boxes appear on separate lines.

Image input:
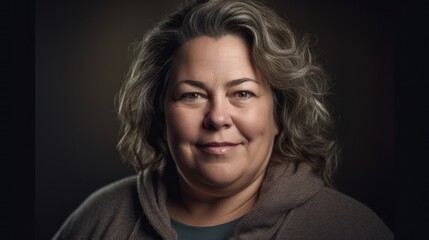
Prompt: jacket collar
<box><xmin>229</xmin><ymin>161</ymin><xmax>324</xmax><ymax>238</ymax></box>
<box><xmin>137</xmin><ymin>161</ymin><xmax>324</xmax><ymax>239</ymax></box>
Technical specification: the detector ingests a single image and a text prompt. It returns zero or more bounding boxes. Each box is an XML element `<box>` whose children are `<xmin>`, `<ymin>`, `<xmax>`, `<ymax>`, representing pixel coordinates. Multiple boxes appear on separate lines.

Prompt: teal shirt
<box><xmin>171</xmin><ymin>218</ymin><xmax>242</xmax><ymax>240</ymax></box>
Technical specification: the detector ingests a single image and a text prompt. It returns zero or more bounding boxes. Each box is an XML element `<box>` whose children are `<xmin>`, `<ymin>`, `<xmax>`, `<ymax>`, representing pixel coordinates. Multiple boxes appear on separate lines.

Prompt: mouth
<box><xmin>196</xmin><ymin>142</ymin><xmax>240</xmax><ymax>155</ymax></box>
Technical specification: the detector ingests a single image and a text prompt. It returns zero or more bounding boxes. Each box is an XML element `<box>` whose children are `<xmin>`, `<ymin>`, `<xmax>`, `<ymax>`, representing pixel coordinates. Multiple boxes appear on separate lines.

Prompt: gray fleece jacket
<box><xmin>53</xmin><ymin>162</ymin><xmax>394</xmax><ymax>239</ymax></box>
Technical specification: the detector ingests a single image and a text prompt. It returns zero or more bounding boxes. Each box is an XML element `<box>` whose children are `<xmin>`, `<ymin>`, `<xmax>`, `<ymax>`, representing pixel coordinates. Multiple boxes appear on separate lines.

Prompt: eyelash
<box><xmin>178</xmin><ymin>92</ymin><xmax>204</xmax><ymax>100</ymax></box>
<box><xmin>178</xmin><ymin>91</ymin><xmax>255</xmax><ymax>101</ymax></box>
<box><xmin>232</xmin><ymin>91</ymin><xmax>255</xmax><ymax>99</ymax></box>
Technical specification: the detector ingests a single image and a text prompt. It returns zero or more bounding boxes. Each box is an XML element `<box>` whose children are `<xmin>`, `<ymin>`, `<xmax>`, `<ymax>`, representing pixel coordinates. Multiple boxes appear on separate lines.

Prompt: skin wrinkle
<box><xmin>117</xmin><ymin>0</ymin><xmax>337</xmax><ymax>187</ymax></box>
<box><xmin>163</xmin><ymin>35</ymin><xmax>278</xmax><ymax>226</ymax></box>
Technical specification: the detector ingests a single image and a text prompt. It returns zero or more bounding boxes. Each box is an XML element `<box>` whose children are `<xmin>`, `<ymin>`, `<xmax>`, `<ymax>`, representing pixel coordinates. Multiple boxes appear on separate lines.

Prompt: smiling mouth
<box><xmin>196</xmin><ymin>142</ymin><xmax>239</xmax><ymax>155</ymax></box>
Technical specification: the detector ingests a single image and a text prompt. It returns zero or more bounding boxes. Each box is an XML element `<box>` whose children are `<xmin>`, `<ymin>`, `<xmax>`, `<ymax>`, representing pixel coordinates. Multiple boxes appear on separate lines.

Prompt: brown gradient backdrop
<box><xmin>36</xmin><ymin>0</ymin><xmax>406</xmax><ymax>239</ymax></box>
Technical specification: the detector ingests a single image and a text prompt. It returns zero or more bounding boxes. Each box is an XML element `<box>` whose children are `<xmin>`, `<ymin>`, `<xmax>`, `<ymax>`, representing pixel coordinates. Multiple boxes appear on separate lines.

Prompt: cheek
<box><xmin>165</xmin><ymin>107</ymin><xmax>202</xmax><ymax>143</ymax></box>
<box><xmin>236</xmin><ymin>102</ymin><xmax>277</xmax><ymax>139</ymax></box>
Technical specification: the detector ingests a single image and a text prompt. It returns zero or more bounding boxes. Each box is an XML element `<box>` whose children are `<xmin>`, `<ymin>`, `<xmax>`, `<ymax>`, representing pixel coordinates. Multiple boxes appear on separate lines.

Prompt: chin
<box><xmin>197</xmin><ymin>166</ymin><xmax>244</xmax><ymax>189</ymax></box>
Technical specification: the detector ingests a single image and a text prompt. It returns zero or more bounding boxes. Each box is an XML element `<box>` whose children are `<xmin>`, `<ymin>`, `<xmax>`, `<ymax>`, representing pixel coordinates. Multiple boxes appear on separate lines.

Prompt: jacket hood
<box><xmin>137</xmin><ymin>161</ymin><xmax>324</xmax><ymax>239</ymax></box>
<box><xmin>229</xmin><ymin>161</ymin><xmax>324</xmax><ymax>238</ymax></box>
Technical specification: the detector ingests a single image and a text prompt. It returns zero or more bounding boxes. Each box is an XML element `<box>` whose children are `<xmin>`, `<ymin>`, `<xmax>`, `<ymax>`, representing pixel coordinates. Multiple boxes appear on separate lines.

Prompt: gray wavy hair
<box><xmin>116</xmin><ymin>0</ymin><xmax>338</xmax><ymax>186</ymax></box>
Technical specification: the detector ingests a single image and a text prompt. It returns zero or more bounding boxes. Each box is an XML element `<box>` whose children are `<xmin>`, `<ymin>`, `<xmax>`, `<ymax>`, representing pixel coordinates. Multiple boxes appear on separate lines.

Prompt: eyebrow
<box><xmin>226</xmin><ymin>78</ymin><xmax>260</xmax><ymax>88</ymax></box>
<box><xmin>175</xmin><ymin>78</ymin><xmax>259</xmax><ymax>89</ymax></box>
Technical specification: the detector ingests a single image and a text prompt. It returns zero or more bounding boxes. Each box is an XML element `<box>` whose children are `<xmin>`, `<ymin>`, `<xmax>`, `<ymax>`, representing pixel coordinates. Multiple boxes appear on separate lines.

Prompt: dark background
<box><xmin>2</xmin><ymin>0</ymin><xmax>426</xmax><ymax>239</ymax></box>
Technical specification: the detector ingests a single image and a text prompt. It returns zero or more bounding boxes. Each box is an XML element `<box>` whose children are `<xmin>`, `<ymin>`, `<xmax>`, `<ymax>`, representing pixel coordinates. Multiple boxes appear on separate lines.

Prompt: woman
<box><xmin>54</xmin><ymin>0</ymin><xmax>393</xmax><ymax>239</ymax></box>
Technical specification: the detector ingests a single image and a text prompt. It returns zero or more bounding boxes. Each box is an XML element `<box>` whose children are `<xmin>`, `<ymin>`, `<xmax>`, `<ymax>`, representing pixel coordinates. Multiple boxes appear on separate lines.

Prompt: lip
<box><xmin>196</xmin><ymin>142</ymin><xmax>240</xmax><ymax>155</ymax></box>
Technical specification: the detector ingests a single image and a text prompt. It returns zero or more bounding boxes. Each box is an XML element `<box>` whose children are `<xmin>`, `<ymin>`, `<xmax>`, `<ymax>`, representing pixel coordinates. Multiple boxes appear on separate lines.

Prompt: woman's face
<box><xmin>164</xmin><ymin>35</ymin><xmax>278</xmax><ymax>197</ymax></box>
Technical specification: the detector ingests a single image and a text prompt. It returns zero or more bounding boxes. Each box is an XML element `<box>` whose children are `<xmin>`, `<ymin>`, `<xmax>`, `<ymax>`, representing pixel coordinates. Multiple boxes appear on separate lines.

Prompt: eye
<box><xmin>178</xmin><ymin>92</ymin><xmax>203</xmax><ymax>101</ymax></box>
<box><xmin>233</xmin><ymin>91</ymin><xmax>254</xmax><ymax>99</ymax></box>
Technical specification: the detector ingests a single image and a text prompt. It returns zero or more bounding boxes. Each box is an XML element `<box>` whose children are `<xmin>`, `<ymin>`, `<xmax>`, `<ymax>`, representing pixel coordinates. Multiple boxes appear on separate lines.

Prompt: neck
<box><xmin>167</xmin><ymin>174</ymin><xmax>264</xmax><ymax>227</ymax></box>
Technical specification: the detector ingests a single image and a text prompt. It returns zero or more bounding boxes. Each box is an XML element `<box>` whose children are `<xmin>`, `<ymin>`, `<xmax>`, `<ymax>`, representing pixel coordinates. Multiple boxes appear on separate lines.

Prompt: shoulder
<box><xmin>53</xmin><ymin>176</ymin><xmax>142</xmax><ymax>239</ymax></box>
<box><xmin>80</xmin><ymin>175</ymin><xmax>139</xmax><ymax>208</ymax></box>
<box><xmin>70</xmin><ymin>175</ymin><xmax>140</xmax><ymax>217</ymax></box>
<box><xmin>283</xmin><ymin>187</ymin><xmax>394</xmax><ymax>240</ymax></box>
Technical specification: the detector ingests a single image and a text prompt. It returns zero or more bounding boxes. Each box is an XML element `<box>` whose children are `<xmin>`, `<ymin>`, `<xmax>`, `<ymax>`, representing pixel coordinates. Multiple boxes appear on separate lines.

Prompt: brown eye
<box><xmin>179</xmin><ymin>92</ymin><xmax>203</xmax><ymax>101</ymax></box>
<box><xmin>234</xmin><ymin>91</ymin><xmax>254</xmax><ymax>99</ymax></box>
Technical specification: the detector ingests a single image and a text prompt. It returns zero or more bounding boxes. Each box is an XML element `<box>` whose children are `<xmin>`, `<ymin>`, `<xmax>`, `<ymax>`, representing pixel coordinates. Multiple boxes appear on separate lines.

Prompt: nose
<box><xmin>203</xmin><ymin>97</ymin><xmax>232</xmax><ymax>130</ymax></box>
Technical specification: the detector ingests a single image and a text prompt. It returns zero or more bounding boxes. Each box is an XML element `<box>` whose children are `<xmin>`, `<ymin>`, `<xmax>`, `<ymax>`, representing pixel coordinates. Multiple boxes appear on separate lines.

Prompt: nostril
<box><xmin>202</xmin><ymin>99</ymin><xmax>233</xmax><ymax>130</ymax></box>
<box><xmin>203</xmin><ymin>117</ymin><xmax>216</xmax><ymax>130</ymax></box>
<box><xmin>203</xmin><ymin>110</ymin><xmax>232</xmax><ymax>130</ymax></box>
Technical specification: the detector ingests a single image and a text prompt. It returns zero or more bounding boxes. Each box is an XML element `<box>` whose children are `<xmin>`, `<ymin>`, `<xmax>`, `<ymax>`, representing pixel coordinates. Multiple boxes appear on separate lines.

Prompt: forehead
<box><xmin>177</xmin><ymin>35</ymin><xmax>251</xmax><ymax>61</ymax></box>
<box><xmin>170</xmin><ymin>35</ymin><xmax>263</xmax><ymax>84</ymax></box>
